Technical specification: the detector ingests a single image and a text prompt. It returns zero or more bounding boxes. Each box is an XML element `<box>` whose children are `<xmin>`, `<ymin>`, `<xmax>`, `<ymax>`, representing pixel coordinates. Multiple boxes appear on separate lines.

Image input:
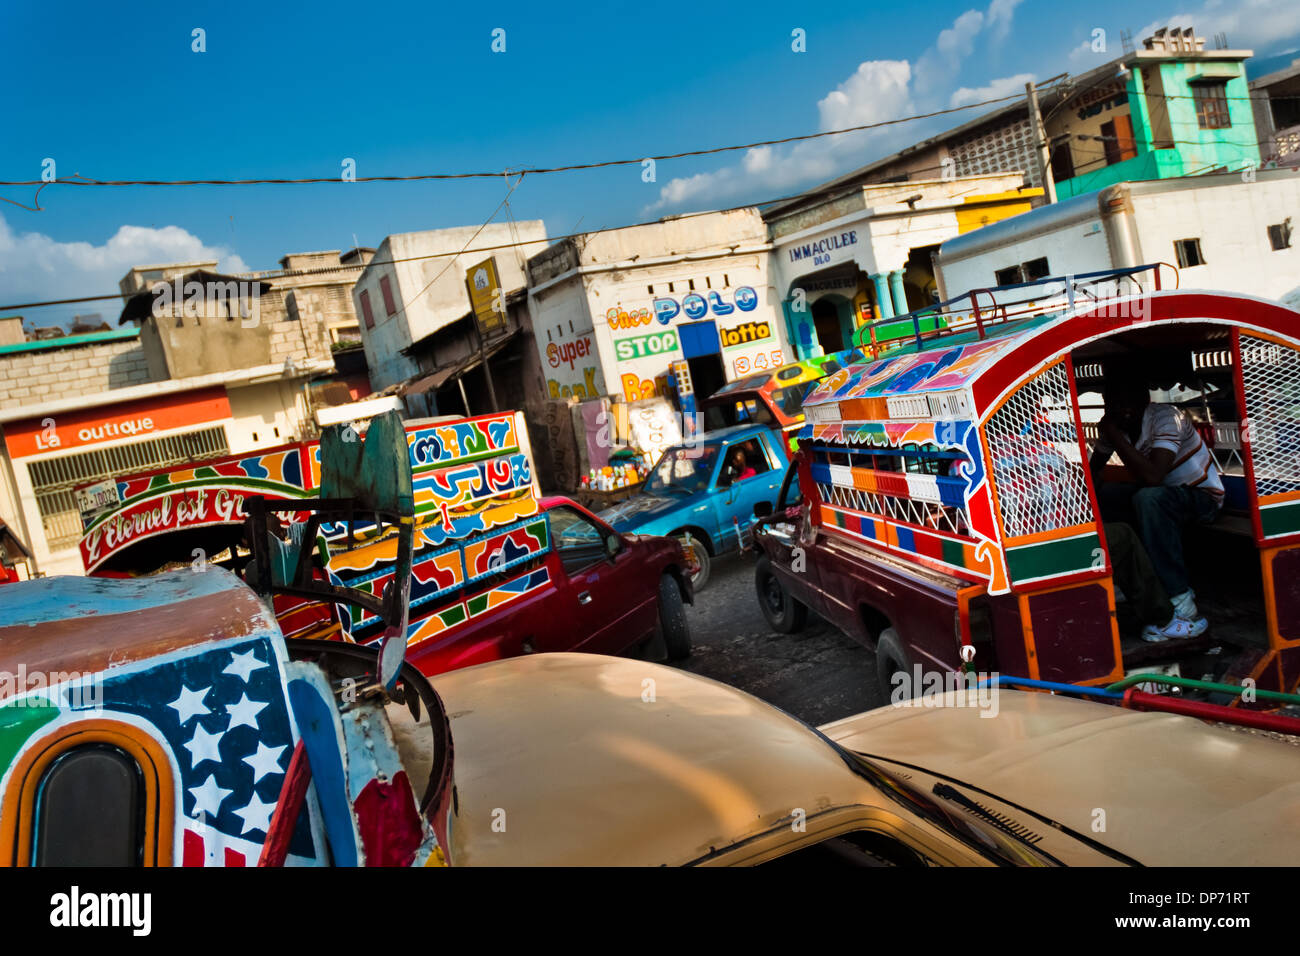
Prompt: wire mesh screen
<box><xmin>1239</xmin><ymin>333</ymin><xmax>1300</xmax><ymax>500</ymax></box>
<box><xmin>984</xmin><ymin>362</ymin><xmax>1094</xmax><ymax>539</ymax></box>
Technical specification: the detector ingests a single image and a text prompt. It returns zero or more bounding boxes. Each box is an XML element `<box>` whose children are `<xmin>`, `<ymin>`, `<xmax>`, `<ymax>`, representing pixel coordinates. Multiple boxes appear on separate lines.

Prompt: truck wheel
<box><xmin>658</xmin><ymin>574</ymin><xmax>692</xmax><ymax>660</ymax></box>
<box><xmin>874</xmin><ymin>628</ymin><xmax>914</xmax><ymax>703</ymax></box>
<box><xmin>755</xmin><ymin>556</ymin><xmax>807</xmax><ymax>634</ymax></box>
<box><xmin>678</xmin><ymin>532</ymin><xmax>711</xmax><ymax>591</ymax></box>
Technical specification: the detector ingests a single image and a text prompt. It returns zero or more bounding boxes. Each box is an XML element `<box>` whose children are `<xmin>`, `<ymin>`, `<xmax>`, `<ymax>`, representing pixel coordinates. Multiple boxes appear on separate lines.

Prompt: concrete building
<box><xmin>933</xmin><ymin>169</ymin><xmax>1300</xmax><ymax>308</ymax></box>
<box><xmin>525</xmin><ymin>209</ymin><xmax>782</xmax><ymax>407</ymax></box>
<box><xmin>1251</xmin><ymin>58</ymin><xmax>1300</xmax><ymax>169</ymax></box>
<box><xmin>352</xmin><ymin>223</ymin><xmax>548</xmax><ymax>390</ymax></box>
<box><xmin>0</xmin><ymin>266</ymin><xmax>347</xmax><ymax>577</ymax></box>
<box><xmin>812</xmin><ymin>28</ymin><xmax>1258</xmax><ymax>208</ymax></box>
<box><xmin>244</xmin><ymin>248</ymin><xmax>372</xmax><ymax>348</ymax></box>
<box><xmin>394</xmin><ymin>289</ymin><xmax>541</xmax><ymax>420</ymax></box>
<box><xmin>763</xmin><ymin>174</ymin><xmax>1041</xmax><ymax>359</ymax></box>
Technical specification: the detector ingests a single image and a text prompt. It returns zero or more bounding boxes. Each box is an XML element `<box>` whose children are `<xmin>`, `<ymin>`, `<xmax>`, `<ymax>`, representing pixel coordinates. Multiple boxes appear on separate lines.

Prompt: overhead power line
<box><xmin>0</xmin><ymin>90</ymin><xmax>1049</xmax><ymax>198</ymax></box>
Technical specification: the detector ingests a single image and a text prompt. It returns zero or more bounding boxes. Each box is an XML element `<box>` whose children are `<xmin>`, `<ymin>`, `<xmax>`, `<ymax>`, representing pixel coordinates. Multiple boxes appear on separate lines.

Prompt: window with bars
<box><xmin>1192</xmin><ymin>81</ymin><xmax>1231</xmax><ymax>129</ymax></box>
<box><xmin>27</xmin><ymin>425</ymin><xmax>230</xmax><ymax>551</ymax></box>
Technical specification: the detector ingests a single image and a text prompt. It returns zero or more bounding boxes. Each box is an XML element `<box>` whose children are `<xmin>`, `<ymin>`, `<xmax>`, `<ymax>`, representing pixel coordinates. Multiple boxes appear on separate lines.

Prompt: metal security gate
<box><xmin>27</xmin><ymin>426</ymin><xmax>230</xmax><ymax>551</ymax></box>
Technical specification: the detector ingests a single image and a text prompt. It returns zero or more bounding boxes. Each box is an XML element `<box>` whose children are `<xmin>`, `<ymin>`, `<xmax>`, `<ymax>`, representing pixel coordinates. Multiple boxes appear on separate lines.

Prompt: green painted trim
<box><xmin>1261</xmin><ymin>500</ymin><xmax>1300</xmax><ymax>538</ymax></box>
<box><xmin>0</xmin><ymin>326</ymin><xmax>139</xmax><ymax>357</ymax></box>
<box><xmin>1006</xmin><ymin>532</ymin><xmax>1101</xmax><ymax>583</ymax></box>
<box><xmin>0</xmin><ymin>702</ymin><xmax>59</xmax><ymax>776</ymax></box>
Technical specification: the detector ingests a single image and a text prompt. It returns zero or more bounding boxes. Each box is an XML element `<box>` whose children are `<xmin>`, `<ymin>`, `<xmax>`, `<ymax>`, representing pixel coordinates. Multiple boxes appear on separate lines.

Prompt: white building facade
<box><xmin>353</xmin><ymin>223</ymin><xmax>549</xmax><ymax>390</ymax></box>
<box><xmin>526</xmin><ymin>209</ymin><xmax>786</xmax><ymax>406</ymax></box>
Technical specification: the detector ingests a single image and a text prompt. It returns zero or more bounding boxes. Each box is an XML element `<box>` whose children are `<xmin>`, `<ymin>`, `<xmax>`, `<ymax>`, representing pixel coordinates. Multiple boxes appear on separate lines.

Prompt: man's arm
<box><xmin>1098</xmin><ymin>416</ymin><xmax>1174</xmax><ymax>486</ymax></box>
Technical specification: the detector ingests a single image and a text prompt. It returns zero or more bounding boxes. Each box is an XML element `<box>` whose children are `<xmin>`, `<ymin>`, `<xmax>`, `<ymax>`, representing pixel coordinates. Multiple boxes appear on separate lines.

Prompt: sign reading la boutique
<box><xmin>4</xmin><ymin>387</ymin><xmax>232</xmax><ymax>459</ymax></box>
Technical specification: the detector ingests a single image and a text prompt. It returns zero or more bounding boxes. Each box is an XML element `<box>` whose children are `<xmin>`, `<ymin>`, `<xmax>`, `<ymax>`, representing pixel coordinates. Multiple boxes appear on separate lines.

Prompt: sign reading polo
<box><xmin>614</xmin><ymin>329</ymin><xmax>679</xmax><ymax>362</ymax></box>
<box><xmin>652</xmin><ymin>287</ymin><xmax>758</xmax><ymax>325</ymax></box>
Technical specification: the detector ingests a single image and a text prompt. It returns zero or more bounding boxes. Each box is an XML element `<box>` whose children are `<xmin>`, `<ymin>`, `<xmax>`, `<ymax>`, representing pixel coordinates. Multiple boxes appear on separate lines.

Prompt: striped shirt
<box><xmin>1095</xmin><ymin>404</ymin><xmax>1224</xmax><ymax>502</ymax></box>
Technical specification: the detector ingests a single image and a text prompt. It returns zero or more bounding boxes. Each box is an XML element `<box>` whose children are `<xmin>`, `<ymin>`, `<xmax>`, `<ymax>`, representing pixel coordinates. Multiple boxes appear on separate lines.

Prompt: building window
<box><xmin>1268</xmin><ymin>220</ymin><xmax>1292</xmax><ymax>251</ymax></box>
<box><xmin>1192</xmin><ymin>81</ymin><xmax>1231</xmax><ymax>130</ymax></box>
<box><xmin>994</xmin><ymin>257</ymin><xmax>1049</xmax><ymax>287</ymax></box>
<box><xmin>379</xmin><ymin>275</ymin><xmax>397</xmax><ymax>316</ymax></box>
<box><xmin>1175</xmin><ymin>238</ymin><xmax>1206</xmax><ymax>268</ymax></box>
<box><xmin>1049</xmin><ymin>137</ymin><xmax>1076</xmax><ymax>183</ymax></box>
<box><xmin>1100</xmin><ymin>114</ymin><xmax>1138</xmax><ymax>166</ymax></box>
<box><xmin>360</xmin><ymin>289</ymin><xmax>374</xmax><ymax>329</ymax></box>
<box><xmin>995</xmin><ymin>266</ymin><xmax>1023</xmax><ymax>287</ymax></box>
<box><xmin>1022</xmin><ymin>257</ymin><xmax>1050</xmax><ymax>281</ymax></box>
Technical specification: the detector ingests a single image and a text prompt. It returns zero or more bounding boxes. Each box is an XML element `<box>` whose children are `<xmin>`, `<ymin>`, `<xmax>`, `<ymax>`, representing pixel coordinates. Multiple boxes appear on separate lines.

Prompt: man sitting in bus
<box><xmin>1090</xmin><ymin>377</ymin><xmax>1223</xmax><ymax>624</ymax></box>
<box><xmin>1106</xmin><ymin>521</ymin><xmax>1206</xmax><ymax>641</ymax></box>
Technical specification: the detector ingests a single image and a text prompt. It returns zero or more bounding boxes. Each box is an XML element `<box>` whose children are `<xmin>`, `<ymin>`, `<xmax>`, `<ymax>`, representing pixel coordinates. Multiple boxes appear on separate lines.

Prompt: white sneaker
<box><xmin>1171</xmin><ymin>589</ymin><xmax>1198</xmax><ymax>620</ymax></box>
<box><xmin>1142</xmin><ymin>615</ymin><xmax>1208</xmax><ymax>642</ymax></box>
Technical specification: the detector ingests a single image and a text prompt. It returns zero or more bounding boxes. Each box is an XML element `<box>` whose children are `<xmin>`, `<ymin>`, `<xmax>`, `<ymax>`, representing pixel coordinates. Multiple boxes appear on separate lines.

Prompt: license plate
<box><xmin>76</xmin><ymin>480</ymin><xmax>121</xmax><ymax>527</ymax></box>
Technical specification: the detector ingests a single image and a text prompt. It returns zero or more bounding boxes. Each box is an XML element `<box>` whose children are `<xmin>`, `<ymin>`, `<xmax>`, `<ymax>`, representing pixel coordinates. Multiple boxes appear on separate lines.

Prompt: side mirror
<box><xmin>753</xmin><ymin>501</ymin><xmax>773</xmax><ymax>519</ymax></box>
<box><xmin>605</xmin><ymin>533</ymin><xmax>623</xmax><ymax>558</ymax></box>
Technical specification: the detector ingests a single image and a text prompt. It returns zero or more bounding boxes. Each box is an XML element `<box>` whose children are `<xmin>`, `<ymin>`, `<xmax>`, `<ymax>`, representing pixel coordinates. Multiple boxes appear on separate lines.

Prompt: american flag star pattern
<box><xmin>101</xmin><ymin>636</ymin><xmax>318</xmax><ymax>865</ymax></box>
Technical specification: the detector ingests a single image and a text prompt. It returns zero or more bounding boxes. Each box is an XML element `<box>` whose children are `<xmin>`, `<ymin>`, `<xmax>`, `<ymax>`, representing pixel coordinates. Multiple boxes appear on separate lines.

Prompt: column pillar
<box><xmin>888</xmin><ymin>269</ymin><xmax>908</xmax><ymax>317</ymax></box>
<box><xmin>871</xmin><ymin>273</ymin><xmax>894</xmax><ymax>320</ymax></box>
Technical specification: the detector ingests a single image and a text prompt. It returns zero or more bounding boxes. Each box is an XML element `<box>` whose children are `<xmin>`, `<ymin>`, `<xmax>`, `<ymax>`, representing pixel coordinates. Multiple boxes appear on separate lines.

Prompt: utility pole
<box><xmin>1026</xmin><ymin>80</ymin><xmax>1058</xmax><ymax>204</ymax></box>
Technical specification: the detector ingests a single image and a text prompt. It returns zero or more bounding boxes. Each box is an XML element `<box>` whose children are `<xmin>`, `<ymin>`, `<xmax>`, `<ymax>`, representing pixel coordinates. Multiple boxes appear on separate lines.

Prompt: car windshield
<box><xmin>702</xmin><ymin>394</ymin><xmax>775</xmax><ymax>430</ymax></box>
<box><xmin>837</xmin><ymin>748</ymin><xmax>1129</xmax><ymax>866</ymax></box>
<box><xmin>644</xmin><ymin>444</ymin><xmax>720</xmax><ymax>495</ymax></box>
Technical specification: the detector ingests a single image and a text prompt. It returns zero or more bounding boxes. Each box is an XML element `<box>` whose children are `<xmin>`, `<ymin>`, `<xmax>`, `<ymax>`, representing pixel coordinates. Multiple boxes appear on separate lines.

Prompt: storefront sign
<box><xmin>547</xmin><ymin>335</ymin><xmax>593</xmax><ymax>369</ymax></box>
<box><xmin>4</xmin><ymin>387</ymin><xmax>232</xmax><ymax>459</ymax></box>
<box><xmin>788</xmin><ymin>230</ymin><xmax>858</xmax><ymax>266</ymax></box>
<box><xmin>614</xmin><ymin>330</ymin><xmax>679</xmax><ymax>362</ymax></box>
<box><xmin>651</xmin><ymin>287</ymin><xmax>758</xmax><ymax>325</ymax></box>
<box><xmin>719</xmin><ymin>321</ymin><xmax>773</xmax><ymax>349</ymax></box>
<box><xmin>466</xmin><ymin>257</ymin><xmax>506</xmax><ymax>335</ymax></box>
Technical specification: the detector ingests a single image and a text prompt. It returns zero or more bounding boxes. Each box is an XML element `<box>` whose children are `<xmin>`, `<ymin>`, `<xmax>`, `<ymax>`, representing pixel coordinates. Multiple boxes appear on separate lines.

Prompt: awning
<box><xmin>399</xmin><ymin>328</ymin><xmax>519</xmax><ymax>397</ymax></box>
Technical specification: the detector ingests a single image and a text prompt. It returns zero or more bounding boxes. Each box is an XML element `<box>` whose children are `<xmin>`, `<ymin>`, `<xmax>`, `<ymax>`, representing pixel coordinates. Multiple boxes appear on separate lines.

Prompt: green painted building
<box><xmin>1049</xmin><ymin>31</ymin><xmax>1260</xmax><ymax>200</ymax></box>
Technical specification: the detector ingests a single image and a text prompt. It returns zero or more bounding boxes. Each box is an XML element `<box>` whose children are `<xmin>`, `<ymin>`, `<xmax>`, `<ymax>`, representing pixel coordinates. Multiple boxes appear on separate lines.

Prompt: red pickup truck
<box><xmin>76</xmin><ymin>412</ymin><xmax>697</xmax><ymax>677</ymax></box>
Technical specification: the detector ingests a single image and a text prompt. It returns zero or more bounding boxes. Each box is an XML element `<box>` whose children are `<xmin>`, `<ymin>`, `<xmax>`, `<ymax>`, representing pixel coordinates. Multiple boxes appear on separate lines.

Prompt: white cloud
<box><xmin>950</xmin><ymin>72</ymin><xmax>1036</xmax><ymax>107</ymax></box>
<box><xmin>647</xmin><ymin>0</ymin><xmax>1028</xmax><ymax>214</ymax></box>
<box><xmin>1133</xmin><ymin>0</ymin><xmax>1300</xmax><ymax>55</ymax></box>
<box><xmin>987</xmin><ymin>0</ymin><xmax>1025</xmax><ymax>43</ymax></box>
<box><xmin>0</xmin><ymin>215</ymin><xmax>248</xmax><ymax>327</ymax></box>
<box><xmin>817</xmin><ymin>60</ymin><xmax>915</xmax><ymax>131</ymax></box>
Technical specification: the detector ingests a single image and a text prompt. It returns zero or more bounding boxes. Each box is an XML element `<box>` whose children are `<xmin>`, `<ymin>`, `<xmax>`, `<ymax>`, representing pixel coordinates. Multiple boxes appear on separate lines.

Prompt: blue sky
<box><xmin>3</xmin><ymin>0</ymin><xmax>1298</xmax><ymax>328</ymax></box>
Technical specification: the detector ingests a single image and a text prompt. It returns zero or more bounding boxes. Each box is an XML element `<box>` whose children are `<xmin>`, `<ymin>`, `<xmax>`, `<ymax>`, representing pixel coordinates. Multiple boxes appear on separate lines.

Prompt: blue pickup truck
<box><xmin>598</xmin><ymin>424</ymin><xmax>788</xmax><ymax>589</ymax></box>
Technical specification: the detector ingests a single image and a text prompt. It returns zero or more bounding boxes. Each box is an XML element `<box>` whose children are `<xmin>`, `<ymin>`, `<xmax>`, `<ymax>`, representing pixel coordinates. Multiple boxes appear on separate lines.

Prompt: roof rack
<box><xmin>853</xmin><ymin>263</ymin><xmax>1180</xmax><ymax>359</ymax></box>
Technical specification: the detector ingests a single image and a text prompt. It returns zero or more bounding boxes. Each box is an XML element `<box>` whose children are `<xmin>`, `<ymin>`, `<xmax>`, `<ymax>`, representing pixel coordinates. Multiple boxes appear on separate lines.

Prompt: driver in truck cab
<box><xmin>1089</xmin><ymin>374</ymin><xmax>1222</xmax><ymax>635</ymax></box>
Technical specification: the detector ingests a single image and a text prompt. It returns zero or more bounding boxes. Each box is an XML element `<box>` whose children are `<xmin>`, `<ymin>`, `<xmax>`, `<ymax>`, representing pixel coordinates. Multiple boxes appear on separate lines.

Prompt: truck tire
<box><xmin>658</xmin><ymin>573</ymin><xmax>692</xmax><ymax>661</ymax></box>
<box><xmin>677</xmin><ymin>532</ymin><xmax>711</xmax><ymax>591</ymax></box>
<box><xmin>755</xmin><ymin>555</ymin><xmax>807</xmax><ymax>634</ymax></box>
<box><xmin>874</xmin><ymin>628</ymin><xmax>914</xmax><ymax>703</ymax></box>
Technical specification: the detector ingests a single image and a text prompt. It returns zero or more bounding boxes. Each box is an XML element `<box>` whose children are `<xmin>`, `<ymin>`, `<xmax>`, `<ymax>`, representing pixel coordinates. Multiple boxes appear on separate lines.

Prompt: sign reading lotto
<box><xmin>4</xmin><ymin>387</ymin><xmax>231</xmax><ymax>459</ymax></box>
<box><xmin>78</xmin><ymin>412</ymin><xmax>538</xmax><ymax>573</ymax></box>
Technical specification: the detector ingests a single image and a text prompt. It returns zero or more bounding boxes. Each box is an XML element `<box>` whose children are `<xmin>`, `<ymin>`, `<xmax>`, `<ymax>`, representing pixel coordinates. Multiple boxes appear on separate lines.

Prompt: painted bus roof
<box><xmin>0</xmin><ymin>568</ymin><xmax>281</xmax><ymax>695</ymax></box>
<box><xmin>804</xmin><ymin>313</ymin><xmax>1052</xmax><ymax>407</ymax></box>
